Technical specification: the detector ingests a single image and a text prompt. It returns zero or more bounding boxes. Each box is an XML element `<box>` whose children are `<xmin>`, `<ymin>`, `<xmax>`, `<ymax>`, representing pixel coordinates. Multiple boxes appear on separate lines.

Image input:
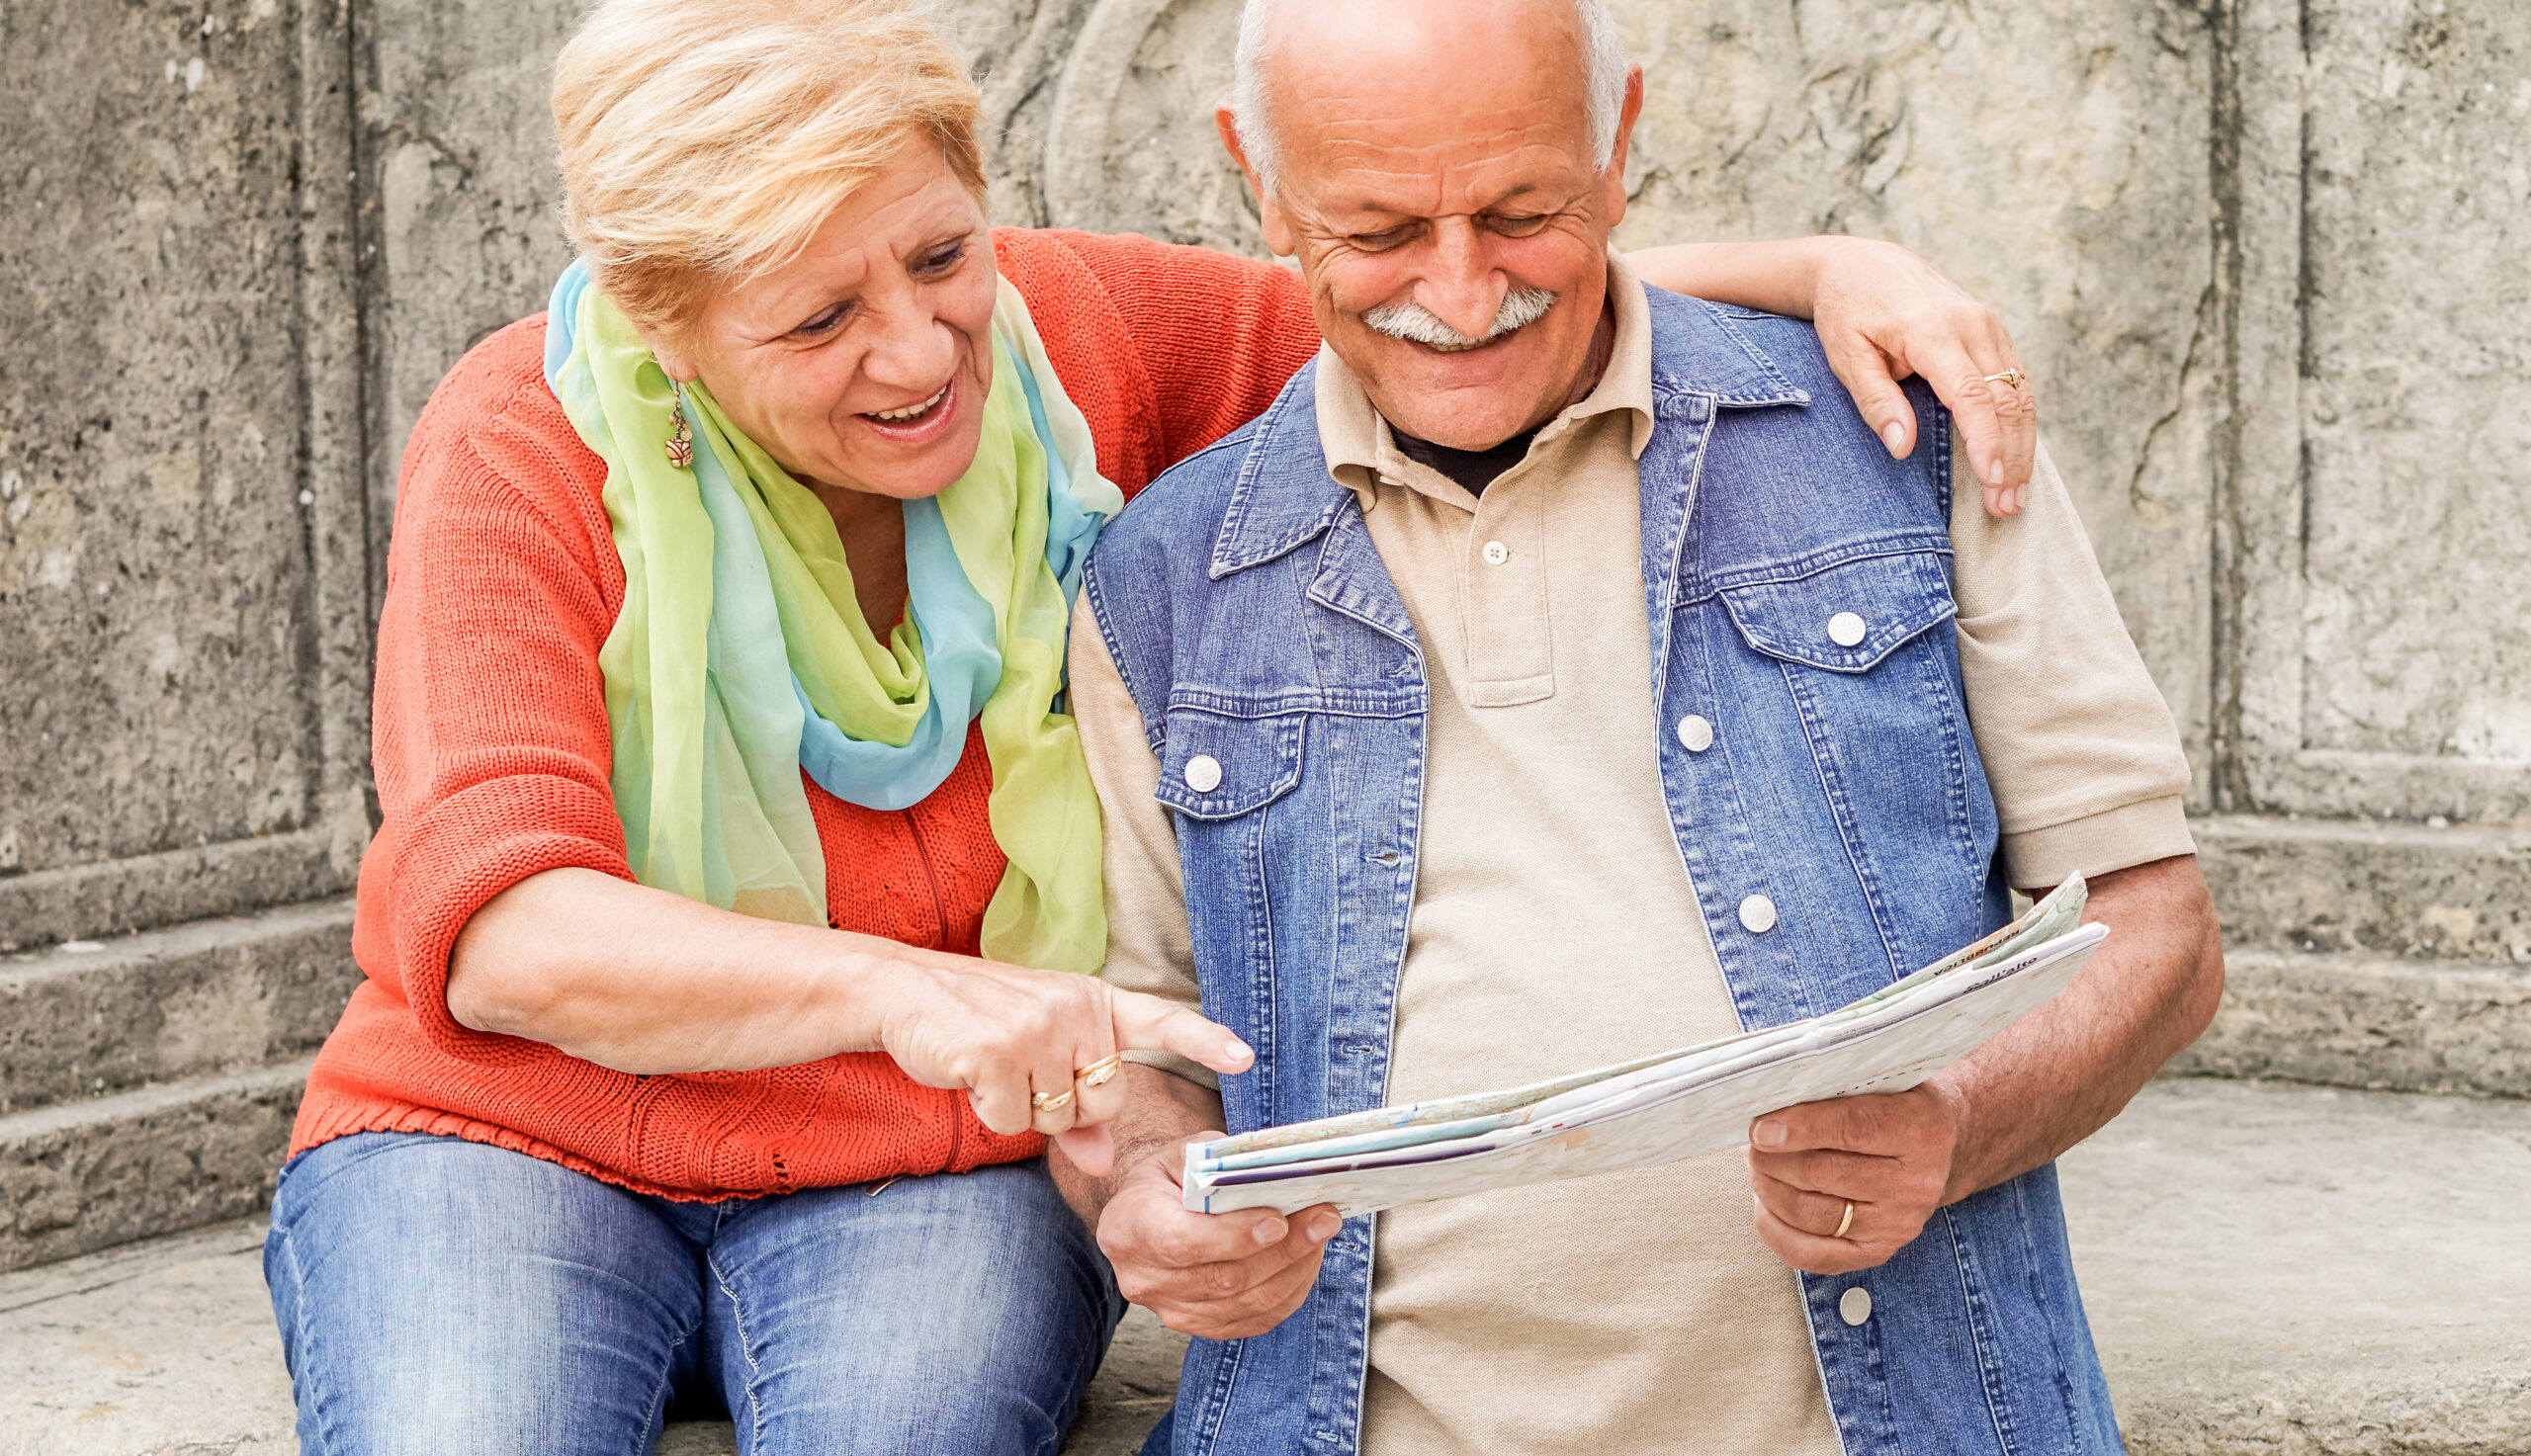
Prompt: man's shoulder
<box><xmin>1640</xmin><ymin>289</ymin><xmax>1858</xmax><ymax>402</ymax></box>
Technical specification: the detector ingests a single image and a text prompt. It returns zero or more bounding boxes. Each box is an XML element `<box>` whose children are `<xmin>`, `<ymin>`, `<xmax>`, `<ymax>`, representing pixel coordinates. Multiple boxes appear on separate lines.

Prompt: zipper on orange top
<box><xmin>903</xmin><ymin>808</ymin><xmax>948</xmax><ymax>949</ymax></box>
<box><xmin>903</xmin><ymin>807</ymin><xmax>961</xmax><ymax>1171</ymax></box>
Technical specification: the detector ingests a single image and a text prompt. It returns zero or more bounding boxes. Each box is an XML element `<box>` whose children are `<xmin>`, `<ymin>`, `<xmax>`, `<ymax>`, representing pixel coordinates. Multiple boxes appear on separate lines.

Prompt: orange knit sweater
<box><xmin>293</xmin><ymin>230</ymin><xmax>1320</xmax><ymax>1199</ymax></box>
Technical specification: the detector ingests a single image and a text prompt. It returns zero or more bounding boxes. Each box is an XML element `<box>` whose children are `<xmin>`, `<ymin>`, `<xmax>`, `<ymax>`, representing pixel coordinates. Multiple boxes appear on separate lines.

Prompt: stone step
<box><xmin>5</xmin><ymin>1078</ymin><xmax>2522</xmax><ymax>1455</ymax></box>
<box><xmin>0</xmin><ymin>829</ymin><xmax>354</xmax><ymax>955</ymax></box>
<box><xmin>2194</xmin><ymin>813</ymin><xmax>2531</xmax><ymax>964</ymax></box>
<box><xmin>0</xmin><ymin>899</ymin><xmax>358</xmax><ymax>1114</ymax></box>
<box><xmin>2173</xmin><ymin>946</ymin><xmax>2531</xmax><ymax>1098</ymax></box>
<box><xmin>0</xmin><ymin>1059</ymin><xmax>308</xmax><ymax>1274</ymax></box>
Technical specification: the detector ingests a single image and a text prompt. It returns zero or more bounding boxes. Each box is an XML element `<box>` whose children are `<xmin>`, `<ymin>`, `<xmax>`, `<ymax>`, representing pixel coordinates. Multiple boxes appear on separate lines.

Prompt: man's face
<box><xmin>1227</xmin><ymin>0</ymin><xmax>1642</xmax><ymax>450</ymax></box>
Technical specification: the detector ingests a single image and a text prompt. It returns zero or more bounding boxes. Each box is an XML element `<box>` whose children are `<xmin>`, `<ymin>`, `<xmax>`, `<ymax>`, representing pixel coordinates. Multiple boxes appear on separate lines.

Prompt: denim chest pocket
<box><xmin>1713</xmin><ymin>549</ymin><xmax>1957</xmax><ymax>671</ymax></box>
<box><xmin>1154</xmin><ymin>710</ymin><xmax>1307</xmax><ymax>820</ymax></box>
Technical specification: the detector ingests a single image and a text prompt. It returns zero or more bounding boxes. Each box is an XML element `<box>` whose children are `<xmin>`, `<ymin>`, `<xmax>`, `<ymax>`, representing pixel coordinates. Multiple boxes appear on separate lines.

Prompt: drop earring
<box><xmin>664</xmin><ymin>380</ymin><xmax>695</xmax><ymax>470</ymax></box>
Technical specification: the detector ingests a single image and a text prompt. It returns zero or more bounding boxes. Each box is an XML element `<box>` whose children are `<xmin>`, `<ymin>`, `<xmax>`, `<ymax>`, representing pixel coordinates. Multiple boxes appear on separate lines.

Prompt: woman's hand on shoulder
<box><xmin>869</xmin><ymin>948</ymin><xmax>1254</xmax><ymax>1162</ymax></box>
<box><xmin>1804</xmin><ymin>236</ymin><xmax>2038</xmax><ymax>517</ymax></box>
<box><xmin>1628</xmin><ymin>236</ymin><xmax>2038</xmax><ymax>516</ymax></box>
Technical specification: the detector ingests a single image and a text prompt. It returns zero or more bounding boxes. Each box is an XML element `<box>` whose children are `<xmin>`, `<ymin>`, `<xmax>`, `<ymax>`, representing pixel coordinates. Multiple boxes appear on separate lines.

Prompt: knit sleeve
<box><xmin>1063</xmin><ymin>230</ymin><xmax>1320</xmax><ymax>463</ymax></box>
<box><xmin>997</xmin><ymin>228</ymin><xmax>1320</xmax><ymax>492</ymax></box>
<box><xmin>358</xmin><ymin>339</ymin><xmax>638</xmax><ymax>1062</ymax></box>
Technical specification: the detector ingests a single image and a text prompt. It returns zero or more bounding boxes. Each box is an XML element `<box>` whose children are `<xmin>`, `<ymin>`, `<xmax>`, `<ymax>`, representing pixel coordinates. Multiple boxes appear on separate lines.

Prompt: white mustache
<box><xmin>1362</xmin><ymin>287</ymin><xmax>1559</xmax><ymax>352</ymax></box>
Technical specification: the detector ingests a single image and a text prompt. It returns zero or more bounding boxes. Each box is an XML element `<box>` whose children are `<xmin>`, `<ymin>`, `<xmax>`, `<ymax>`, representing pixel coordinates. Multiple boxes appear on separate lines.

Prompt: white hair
<box><xmin>1230</xmin><ymin>0</ymin><xmax>1628</xmax><ymax>196</ymax></box>
<box><xmin>1362</xmin><ymin>286</ymin><xmax>1559</xmax><ymax>351</ymax></box>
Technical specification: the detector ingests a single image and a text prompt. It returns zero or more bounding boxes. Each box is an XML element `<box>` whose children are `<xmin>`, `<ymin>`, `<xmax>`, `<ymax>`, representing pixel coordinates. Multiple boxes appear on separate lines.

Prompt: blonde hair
<box><xmin>553</xmin><ymin>0</ymin><xmax>987</xmax><ymax>335</ymax></box>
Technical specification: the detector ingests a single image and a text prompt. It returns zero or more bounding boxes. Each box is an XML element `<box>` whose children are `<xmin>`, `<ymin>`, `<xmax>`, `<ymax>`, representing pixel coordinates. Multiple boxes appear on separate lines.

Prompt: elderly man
<box><xmin>1052</xmin><ymin>1</ymin><xmax>2224</xmax><ymax>1452</ymax></box>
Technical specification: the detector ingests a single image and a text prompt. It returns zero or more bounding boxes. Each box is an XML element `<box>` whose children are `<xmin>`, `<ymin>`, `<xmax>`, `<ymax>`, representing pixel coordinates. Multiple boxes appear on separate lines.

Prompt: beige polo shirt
<box><xmin>1069</xmin><ymin>254</ymin><xmax>2193</xmax><ymax>1455</ymax></box>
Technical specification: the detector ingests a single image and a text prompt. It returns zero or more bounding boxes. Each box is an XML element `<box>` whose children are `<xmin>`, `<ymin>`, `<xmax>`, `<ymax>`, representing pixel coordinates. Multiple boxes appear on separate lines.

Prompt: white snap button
<box><xmin>1676</xmin><ymin>714</ymin><xmax>1714</xmax><ymax>752</ymax></box>
<box><xmin>1840</xmin><ymin>1286</ymin><xmax>1872</xmax><ymax>1326</ymax></box>
<box><xmin>1738</xmin><ymin>894</ymin><xmax>1778</xmax><ymax>934</ymax></box>
<box><xmin>1183</xmin><ymin>754</ymin><xmax>1223</xmax><ymax>793</ymax></box>
<box><xmin>1828</xmin><ymin>612</ymin><xmax>1868</xmax><ymax>647</ymax></box>
<box><xmin>1481</xmin><ymin>540</ymin><xmax>1510</xmax><ymax>565</ymax></box>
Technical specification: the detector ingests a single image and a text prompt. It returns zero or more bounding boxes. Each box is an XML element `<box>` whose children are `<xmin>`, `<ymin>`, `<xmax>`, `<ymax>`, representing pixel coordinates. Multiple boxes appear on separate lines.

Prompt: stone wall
<box><xmin>2</xmin><ymin>0</ymin><xmax>2526</xmax><ymax>934</ymax></box>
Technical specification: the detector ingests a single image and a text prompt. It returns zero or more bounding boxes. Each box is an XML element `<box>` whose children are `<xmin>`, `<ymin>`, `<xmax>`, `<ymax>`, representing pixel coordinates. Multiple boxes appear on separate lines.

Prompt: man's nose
<box><xmin>1413</xmin><ymin>218</ymin><xmax>1510</xmax><ymax>341</ymax></box>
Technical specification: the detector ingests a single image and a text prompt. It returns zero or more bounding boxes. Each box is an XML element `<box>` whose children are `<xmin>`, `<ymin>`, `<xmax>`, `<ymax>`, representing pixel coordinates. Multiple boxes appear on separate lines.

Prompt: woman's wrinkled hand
<box><xmin>871</xmin><ymin>953</ymin><xmax>1253</xmax><ymax>1156</ymax></box>
<box><xmin>1807</xmin><ymin>237</ymin><xmax>2039</xmax><ymax>517</ymax></box>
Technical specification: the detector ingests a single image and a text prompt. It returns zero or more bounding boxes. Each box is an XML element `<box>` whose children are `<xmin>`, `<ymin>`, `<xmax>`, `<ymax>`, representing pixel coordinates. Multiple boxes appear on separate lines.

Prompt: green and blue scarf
<box><xmin>543</xmin><ymin>260</ymin><xmax>1121</xmax><ymax>973</ymax></box>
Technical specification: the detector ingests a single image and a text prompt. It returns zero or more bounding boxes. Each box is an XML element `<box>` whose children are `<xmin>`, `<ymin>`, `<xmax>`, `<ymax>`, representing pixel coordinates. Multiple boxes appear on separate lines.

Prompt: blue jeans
<box><xmin>264</xmin><ymin>1132</ymin><xmax>1123</xmax><ymax>1455</ymax></box>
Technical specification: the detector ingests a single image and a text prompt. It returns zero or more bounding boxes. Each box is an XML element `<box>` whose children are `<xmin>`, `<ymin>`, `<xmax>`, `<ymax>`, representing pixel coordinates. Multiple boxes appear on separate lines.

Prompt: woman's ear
<box><xmin>631</xmin><ymin>322</ymin><xmax>702</xmax><ymax>383</ymax></box>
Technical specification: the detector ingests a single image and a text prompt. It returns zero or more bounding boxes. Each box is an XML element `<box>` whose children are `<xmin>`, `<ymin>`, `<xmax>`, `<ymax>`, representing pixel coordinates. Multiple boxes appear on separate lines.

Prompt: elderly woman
<box><xmin>261</xmin><ymin>0</ymin><xmax>2038</xmax><ymax>1449</ymax></box>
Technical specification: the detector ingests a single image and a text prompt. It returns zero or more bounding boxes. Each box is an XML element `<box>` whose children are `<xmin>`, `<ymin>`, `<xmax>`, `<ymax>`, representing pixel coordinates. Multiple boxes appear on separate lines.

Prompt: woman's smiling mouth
<box><xmin>856</xmin><ymin>376</ymin><xmax>961</xmax><ymax>445</ymax></box>
<box><xmin>866</xmin><ymin>381</ymin><xmax>949</xmax><ymax>422</ymax></box>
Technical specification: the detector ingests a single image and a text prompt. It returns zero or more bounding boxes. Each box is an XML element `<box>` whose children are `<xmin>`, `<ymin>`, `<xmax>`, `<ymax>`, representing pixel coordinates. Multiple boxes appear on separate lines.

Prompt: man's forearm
<box><xmin>1934</xmin><ymin>854</ymin><xmax>2226</xmax><ymax>1204</ymax></box>
<box><xmin>1049</xmin><ymin>1064</ymin><xmax>1225</xmax><ymax>1228</ymax></box>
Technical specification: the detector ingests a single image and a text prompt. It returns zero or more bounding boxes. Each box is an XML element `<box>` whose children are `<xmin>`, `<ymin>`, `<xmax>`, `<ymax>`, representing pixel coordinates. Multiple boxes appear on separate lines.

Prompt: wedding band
<box><xmin>1833</xmin><ymin>1202</ymin><xmax>1856</xmax><ymax>1240</ymax></box>
<box><xmin>1983</xmin><ymin>369</ymin><xmax>2026</xmax><ymax>389</ymax></box>
<box><xmin>1030</xmin><ymin>1088</ymin><xmax>1075</xmax><ymax>1114</ymax></box>
<box><xmin>1076</xmin><ymin>1053</ymin><xmax>1126</xmax><ymax>1089</ymax></box>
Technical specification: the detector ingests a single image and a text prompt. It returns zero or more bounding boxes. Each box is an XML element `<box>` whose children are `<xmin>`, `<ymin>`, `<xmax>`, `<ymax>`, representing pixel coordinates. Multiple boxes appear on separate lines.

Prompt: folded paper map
<box><xmin>1182</xmin><ymin>878</ymin><xmax>2106</xmax><ymax>1218</ymax></box>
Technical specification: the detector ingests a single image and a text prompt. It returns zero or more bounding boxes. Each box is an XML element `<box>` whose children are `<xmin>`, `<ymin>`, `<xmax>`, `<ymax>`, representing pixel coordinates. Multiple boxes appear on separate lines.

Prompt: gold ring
<box><xmin>1982</xmin><ymin>369</ymin><xmax>2026</xmax><ymax>390</ymax></box>
<box><xmin>1030</xmin><ymin>1088</ymin><xmax>1075</xmax><ymax>1114</ymax></box>
<box><xmin>1833</xmin><ymin>1202</ymin><xmax>1856</xmax><ymax>1240</ymax></box>
<box><xmin>1076</xmin><ymin>1053</ymin><xmax>1126</xmax><ymax>1089</ymax></box>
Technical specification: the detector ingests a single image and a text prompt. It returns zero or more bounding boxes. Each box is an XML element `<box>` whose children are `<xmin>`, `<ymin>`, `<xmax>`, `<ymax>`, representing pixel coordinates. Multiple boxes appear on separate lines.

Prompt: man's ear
<box><xmin>1600</xmin><ymin>63</ymin><xmax>1647</xmax><ymax>228</ymax></box>
<box><xmin>1215</xmin><ymin>98</ymin><xmax>1298</xmax><ymax>257</ymax></box>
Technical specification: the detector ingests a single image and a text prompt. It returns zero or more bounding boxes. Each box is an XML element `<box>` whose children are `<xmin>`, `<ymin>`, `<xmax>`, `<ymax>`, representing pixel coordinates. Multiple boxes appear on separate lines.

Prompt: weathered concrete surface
<box><xmin>2296</xmin><ymin>0</ymin><xmax>2531</xmax><ymax>771</ymax></box>
<box><xmin>0</xmin><ymin>1</ymin><xmax>334</xmax><ymax>878</ymax></box>
<box><xmin>0</xmin><ymin>899</ymin><xmax>356</xmax><ymax>1113</ymax></box>
<box><xmin>355</xmin><ymin>0</ymin><xmax>584</xmax><ymax>562</ymax></box>
<box><xmin>1</xmin><ymin>1221</ymin><xmax>293</xmax><ymax>1456</ymax></box>
<box><xmin>2171</xmin><ymin>948</ymin><xmax>2531</xmax><ymax>1098</ymax></box>
<box><xmin>2195</xmin><ymin>814</ymin><xmax>2531</xmax><ymax>963</ymax></box>
<box><xmin>0</xmin><ymin>1059</ymin><xmax>307</xmax><ymax>1273</ymax></box>
<box><xmin>2217</xmin><ymin>0</ymin><xmax>2531</xmax><ymax>828</ymax></box>
<box><xmin>2063</xmin><ymin>1078</ymin><xmax>2531</xmax><ymax>1456</ymax></box>
<box><xmin>7</xmin><ymin>1080</ymin><xmax>2522</xmax><ymax>1455</ymax></box>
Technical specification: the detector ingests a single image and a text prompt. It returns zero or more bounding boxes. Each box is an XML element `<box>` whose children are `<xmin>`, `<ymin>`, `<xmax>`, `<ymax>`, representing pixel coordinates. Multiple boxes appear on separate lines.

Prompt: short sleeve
<box><xmin>1949</xmin><ymin>438</ymin><xmax>2198</xmax><ymax>890</ymax></box>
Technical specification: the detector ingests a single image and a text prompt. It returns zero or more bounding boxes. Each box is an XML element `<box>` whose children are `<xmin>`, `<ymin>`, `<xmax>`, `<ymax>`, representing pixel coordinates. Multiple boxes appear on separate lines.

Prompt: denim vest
<box><xmin>1083</xmin><ymin>287</ymin><xmax>2123</xmax><ymax>1456</ymax></box>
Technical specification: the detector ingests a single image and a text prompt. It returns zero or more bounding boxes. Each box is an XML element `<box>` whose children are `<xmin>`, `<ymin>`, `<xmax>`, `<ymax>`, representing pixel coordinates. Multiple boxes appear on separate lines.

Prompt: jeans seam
<box><xmin>276</xmin><ymin>1220</ymin><xmax>344</xmax><ymax>1456</ymax></box>
<box><xmin>707</xmin><ymin>1248</ymin><xmax>769</xmax><ymax>1451</ymax></box>
<box><xmin>634</xmin><ymin>1320</ymin><xmax>697</xmax><ymax>1456</ymax></box>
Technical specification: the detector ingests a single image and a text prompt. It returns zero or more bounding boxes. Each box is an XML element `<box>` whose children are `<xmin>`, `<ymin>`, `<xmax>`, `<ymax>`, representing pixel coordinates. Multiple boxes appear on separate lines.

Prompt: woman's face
<box><xmin>657</xmin><ymin>136</ymin><xmax>998</xmax><ymax>500</ymax></box>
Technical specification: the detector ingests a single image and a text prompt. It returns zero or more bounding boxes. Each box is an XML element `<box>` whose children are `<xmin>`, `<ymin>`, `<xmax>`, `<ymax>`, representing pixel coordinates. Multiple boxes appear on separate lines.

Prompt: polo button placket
<box><xmin>1676</xmin><ymin>714</ymin><xmax>1714</xmax><ymax>752</ymax></box>
<box><xmin>1829</xmin><ymin>612</ymin><xmax>1868</xmax><ymax>647</ymax></box>
<box><xmin>1183</xmin><ymin>754</ymin><xmax>1223</xmax><ymax>793</ymax></box>
<box><xmin>1481</xmin><ymin>540</ymin><xmax>1510</xmax><ymax>565</ymax></box>
<box><xmin>1739</xmin><ymin>895</ymin><xmax>1778</xmax><ymax>933</ymax></box>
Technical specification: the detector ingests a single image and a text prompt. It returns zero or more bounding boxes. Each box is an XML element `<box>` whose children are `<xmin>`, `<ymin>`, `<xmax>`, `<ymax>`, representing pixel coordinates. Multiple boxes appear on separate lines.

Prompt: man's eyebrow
<box><xmin>1339</xmin><ymin>183</ymin><xmax>1553</xmax><ymax>220</ymax></box>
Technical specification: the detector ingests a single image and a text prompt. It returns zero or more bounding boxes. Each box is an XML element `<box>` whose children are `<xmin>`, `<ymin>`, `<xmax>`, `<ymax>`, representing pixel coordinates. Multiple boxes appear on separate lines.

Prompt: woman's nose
<box><xmin>859</xmin><ymin>300</ymin><xmax>960</xmax><ymax>393</ymax></box>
